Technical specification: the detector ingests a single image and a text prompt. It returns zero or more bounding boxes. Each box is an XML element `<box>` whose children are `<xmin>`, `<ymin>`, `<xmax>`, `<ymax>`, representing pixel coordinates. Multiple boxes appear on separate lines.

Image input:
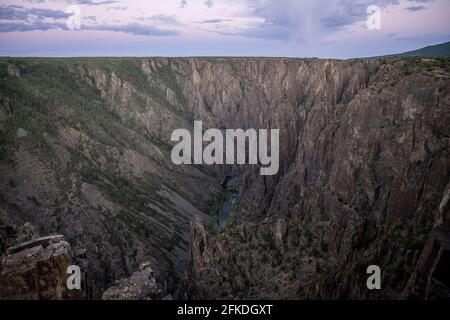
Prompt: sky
<box><xmin>0</xmin><ymin>0</ymin><xmax>449</xmax><ymax>58</ymax></box>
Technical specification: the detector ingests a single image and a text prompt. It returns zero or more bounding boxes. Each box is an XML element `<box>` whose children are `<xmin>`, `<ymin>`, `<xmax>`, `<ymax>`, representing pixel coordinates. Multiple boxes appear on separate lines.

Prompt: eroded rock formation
<box><xmin>102</xmin><ymin>262</ymin><xmax>170</xmax><ymax>300</ymax></box>
<box><xmin>0</xmin><ymin>234</ymin><xmax>73</xmax><ymax>299</ymax></box>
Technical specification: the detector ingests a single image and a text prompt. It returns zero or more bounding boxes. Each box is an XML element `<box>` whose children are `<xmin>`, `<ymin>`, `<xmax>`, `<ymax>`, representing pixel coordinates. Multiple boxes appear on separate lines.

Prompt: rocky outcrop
<box><xmin>102</xmin><ymin>262</ymin><xmax>169</xmax><ymax>300</ymax></box>
<box><xmin>0</xmin><ymin>221</ymin><xmax>15</xmax><ymax>255</ymax></box>
<box><xmin>0</xmin><ymin>235</ymin><xmax>73</xmax><ymax>299</ymax></box>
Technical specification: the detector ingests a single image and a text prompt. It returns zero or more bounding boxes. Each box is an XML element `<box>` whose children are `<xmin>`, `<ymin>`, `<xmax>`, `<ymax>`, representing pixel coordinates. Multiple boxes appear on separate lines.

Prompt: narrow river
<box><xmin>217</xmin><ymin>175</ymin><xmax>239</xmax><ymax>229</ymax></box>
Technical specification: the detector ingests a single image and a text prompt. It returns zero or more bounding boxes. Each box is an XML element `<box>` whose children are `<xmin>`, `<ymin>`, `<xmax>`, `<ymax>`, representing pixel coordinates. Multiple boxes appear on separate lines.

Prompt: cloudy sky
<box><xmin>0</xmin><ymin>0</ymin><xmax>449</xmax><ymax>58</ymax></box>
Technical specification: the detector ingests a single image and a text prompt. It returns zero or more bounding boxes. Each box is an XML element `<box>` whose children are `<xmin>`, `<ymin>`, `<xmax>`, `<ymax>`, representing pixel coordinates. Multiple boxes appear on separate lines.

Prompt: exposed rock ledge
<box><xmin>0</xmin><ymin>235</ymin><xmax>72</xmax><ymax>299</ymax></box>
<box><xmin>102</xmin><ymin>262</ymin><xmax>171</xmax><ymax>300</ymax></box>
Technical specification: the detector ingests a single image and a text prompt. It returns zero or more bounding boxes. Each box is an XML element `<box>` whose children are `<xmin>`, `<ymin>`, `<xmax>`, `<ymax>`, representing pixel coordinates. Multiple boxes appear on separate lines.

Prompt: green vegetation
<box><xmin>152</xmin><ymin>60</ymin><xmax>187</xmax><ymax>106</ymax></box>
<box><xmin>207</xmin><ymin>190</ymin><xmax>228</xmax><ymax>217</ymax></box>
<box><xmin>0</xmin><ymin>58</ymin><xmax>197</xmax><ymax>259</ymax></box>
<box><xmin>221</xmin><ymin>215</ymin><xmax>236</xmax><ymax>233</ymax></box>
<box><xmin>400</xmin><ymin>56</ymin><xmax>450</xmax><ymax>72</ymax></box>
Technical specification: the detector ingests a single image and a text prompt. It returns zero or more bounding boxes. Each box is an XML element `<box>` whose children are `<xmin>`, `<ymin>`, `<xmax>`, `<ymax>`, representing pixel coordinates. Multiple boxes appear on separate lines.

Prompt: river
<box><xmin>217</xmin><ymin>175</ymin><xmax>239</xmax><ymax>229</ymax></box>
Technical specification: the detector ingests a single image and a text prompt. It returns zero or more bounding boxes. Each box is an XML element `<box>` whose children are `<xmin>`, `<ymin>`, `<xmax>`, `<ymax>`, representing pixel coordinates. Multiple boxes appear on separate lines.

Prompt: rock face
<box><xmin>0</xmin><ymin>57</ymin><xmax>449</xmax><ymax>299</ymax></box>
<box><xmin>0</xmin><ymin>234</ymin><xmax>73</xmax><ymax>299</ymax></box>
<box><xmin>102</xmin><ymin>262</ymin><xmax>168</xmax><ymax>300</ymax></box>
<box><xmin>402</xmin><ymin>227</ymin><xmax>450</xmax><ymax>299</ymax></box>
<box><xmin>0</xmin><ymin>222</ymin><xmax>15</xmax><ymax>254</ymax></box>
<box><xmin>186</xmin><ymin>57</ymin><xmax>450</xmax><ymax>299</ymax></box>
<box><xmin>0</xmin><ymin>58</ymin><xmax>219</xmax><ymax>297</ymax></box>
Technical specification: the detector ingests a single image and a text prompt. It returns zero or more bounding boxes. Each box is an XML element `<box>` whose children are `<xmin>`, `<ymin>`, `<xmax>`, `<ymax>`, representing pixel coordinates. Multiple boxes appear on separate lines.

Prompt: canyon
<box><xmin>0</xmin><ymin>56</ymin><xmax>449</xmax><ymax>299</ymax></box>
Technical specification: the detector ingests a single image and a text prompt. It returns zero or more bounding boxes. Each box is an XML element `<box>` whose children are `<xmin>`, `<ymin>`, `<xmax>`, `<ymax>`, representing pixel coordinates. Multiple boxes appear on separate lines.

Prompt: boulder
<box><xmin>102</xmin><ymin>262</ymin><xmax>168</xmax><ymax>300</ymax></box>
<box><xmin>0</xmin><ymin>235</ymin><xmax>72</xmax><ymax>299</ymax></box>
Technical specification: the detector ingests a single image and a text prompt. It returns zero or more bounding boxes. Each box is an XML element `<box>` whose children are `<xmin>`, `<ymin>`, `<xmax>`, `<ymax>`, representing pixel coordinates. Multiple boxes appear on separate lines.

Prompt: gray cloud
<box><xmin>86</xmin><ymin>23</ymin><xmax>181</xmax><ymax>36</ymax></box>
<box><xmin>85</xmin><ymin>15</ymin><xmax>97</xmax><ymax>23</ymax></box>
<box><xmin>220</xmin><ymin>0</ymin><xmax>402</xmax><ymax>42</ymax></box>
<box><xmin>0</xmin><ymin>5</ymin><xmax>71</xmax><ymax>21</ymax></box>
<box><xmin>0</xmin><ymin>20</ymin><xmax>181</xmax><ymax>37</ymax></box>
<box><xmin>0</xmin><ymin>21</ymin><xmax>67</xmax><ymax>32</ymax></box>
<box><xmin>197</xmin><ymin>18</ymin><xmax>232</xmax><ymax>24</ymax></box>
<box><xmin>0</xmin><ymin>3</ymin><xmax>180</xmax><ymax>37</ymax></box>
<box><xmin>106</xmin><ymin>6</ymin><xmax>127</xmax><ymax>11</ymax></box>
<box><xmin>204</xmin><ymin>0</ymin><xmax>214</xmax><ymax>8</ymax></box>
<box><xmin>62</xmin><ymin>0</ymin><xmax>119</xmax><ymax>5</ymax></box>
<box><xmin>76</xmin><ymin>0</ymin><xmax>118</xmax><ymax>5</ymax></box>
<box><xmin>149</xmin><ymin>15</ymin><xmax>180</xmax><ymax>24</ymax></box>
<box><xmin>0</xmin><ymin>4</ymin><xmax>72</xmax><ymax>33</ymax></box>
<box><xmin>0</xmin><ymin>5</ymin><xmax>181</xmax><ymax>37</ymax></box>
<box><xmin>405</xmin><ymin>5</ymin><xmax>426</xmax><ymax>11</ymax></box>
<box><xmin>25</xmin><ymin>0</ymin><xmax>119</xmax><ymax>4</ymax></box>
<box><xmin>133</xmin><ymin>15</ymin><xmax>182</xmax><ymax>27</ymax></box>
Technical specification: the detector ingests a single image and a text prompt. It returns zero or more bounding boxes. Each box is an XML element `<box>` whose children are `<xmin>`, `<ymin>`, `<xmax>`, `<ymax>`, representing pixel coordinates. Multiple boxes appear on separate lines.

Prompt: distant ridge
<box><xmin>395</xmin><ymin>41</ymin><xmax>450</xmax><ymax>57</ymax></box>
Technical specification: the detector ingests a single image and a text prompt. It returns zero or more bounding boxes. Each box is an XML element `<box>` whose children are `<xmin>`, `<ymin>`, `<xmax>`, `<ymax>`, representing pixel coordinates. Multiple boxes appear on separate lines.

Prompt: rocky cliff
<box><xmin>0</xmin><ymin>57</ymin><xmax>449</xmax><ymax>299</ymax></box>
<box><xmin>0</xmin><ymin>230</ymin><xmax>73</xmax><ymax>300</ymax></box>
<box><xmin>186</xmin><ymin>57</ymin><xmax>450</xmax><ymax>299</ymax></box>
